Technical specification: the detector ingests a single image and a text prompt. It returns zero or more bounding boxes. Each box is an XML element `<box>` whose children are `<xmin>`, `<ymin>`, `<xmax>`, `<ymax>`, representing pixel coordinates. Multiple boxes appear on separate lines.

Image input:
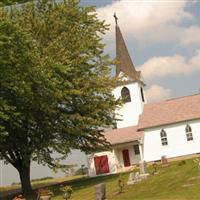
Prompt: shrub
<box><xmin>60</xmin><ymin>185</ymin><xmax>73</xmax><ymax>200</ymax></box>
<box><xmin>37</xmin><ymin>188</ymin><xmax>54</xmax><ymax>197</ymax></box>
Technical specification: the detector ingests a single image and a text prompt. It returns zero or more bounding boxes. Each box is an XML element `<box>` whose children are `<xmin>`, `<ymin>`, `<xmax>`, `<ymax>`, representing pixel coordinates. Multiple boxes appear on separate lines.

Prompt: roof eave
<box><xmin>138</xmin><ymin>117</ymin><xmax>200</xmax><ymax>131</ymax></box>
<box><xmin>111</xmin><ymin>138</ymin><xmax>141</xmax><ymax>146</ymax></box>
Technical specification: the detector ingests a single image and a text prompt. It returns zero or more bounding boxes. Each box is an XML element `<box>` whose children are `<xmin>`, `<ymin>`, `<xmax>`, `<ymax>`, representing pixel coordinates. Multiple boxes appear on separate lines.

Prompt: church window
<box><xmin>121</xmin><ymin>87</ymin><xmax>131</xmax><ymax>103</ymax></box>
<box><xmin>140</xmin><ymin>87</ymin><xmax>145</xmax><ymax>102</ymax></box>
<box><xmin>133</xmin><ymin>144</ymin><xmax>140</xmax><ymax>155</ymax></box>
<box><xmin>185</xmin><ymin>124</ymin><xmax>193</xmax><ymax>141</ymax></box>
<box><xmin>160</xmin><ymin>129</ymin><xmax>168</xmax><ymax>146</ymax></box>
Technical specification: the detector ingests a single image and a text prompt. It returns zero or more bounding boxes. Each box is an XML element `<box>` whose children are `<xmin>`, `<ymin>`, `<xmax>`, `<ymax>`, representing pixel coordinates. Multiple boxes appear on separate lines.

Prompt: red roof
<box><xmin>104</xmin><ymin>126</ymin><xmax>143</xmax><ymax>145</ymax></box>
<box><xmin>138</xmin><ymin>93</ymin><xmax>200</xmax><ymax>130</ymax></box>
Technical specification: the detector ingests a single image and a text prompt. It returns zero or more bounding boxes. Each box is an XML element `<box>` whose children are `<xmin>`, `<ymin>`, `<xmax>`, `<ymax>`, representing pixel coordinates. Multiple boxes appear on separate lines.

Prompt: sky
<box><xmin>1</xmin><ymin>150</ymin><xmax>87</xmax><ymax>186</ymax></box>
<box><xmin>85</xmin><ymin>0</ymin><xmax>200</xmax><ymax>102</ymax></box>
<box><xmin>1</xmin><ymin>0</ymin><xmax>200</xmax><ymax>186</ymax></box>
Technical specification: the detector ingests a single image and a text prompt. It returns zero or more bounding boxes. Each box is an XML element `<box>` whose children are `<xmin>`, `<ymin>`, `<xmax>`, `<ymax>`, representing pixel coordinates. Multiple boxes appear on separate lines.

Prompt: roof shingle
<box><xmin>115</xmin><ymin>24</ymin><xmax>141</xmax><ymax>81</ymax></box>
<box><xmin>104</xmin><ymin>126</ymin><xmax>143</xmax><ymax>145</ymax></box>
<box><xmin>138</xmin><ymin>93</ymin><xmax>200</xmax><ymax>130</ymax></box>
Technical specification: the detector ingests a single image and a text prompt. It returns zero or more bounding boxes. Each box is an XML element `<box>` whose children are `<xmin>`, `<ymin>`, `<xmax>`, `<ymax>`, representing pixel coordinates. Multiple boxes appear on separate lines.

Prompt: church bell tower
<box><xmin>113</xmin><ymin>14</ymin><xmax>146</xmax><ymax>128</ymax></box>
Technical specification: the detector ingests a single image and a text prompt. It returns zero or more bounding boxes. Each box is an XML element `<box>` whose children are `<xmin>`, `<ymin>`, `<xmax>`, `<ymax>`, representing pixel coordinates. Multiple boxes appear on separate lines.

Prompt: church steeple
<box><xmin>112</xmin><ymin>14</ymin><xmax>146</xmax><ymax>128</ymax></box>
<box><xmin>114</xmin><ymin>14</ymin><xmax>141</xmax><ymax>82</ymax></box>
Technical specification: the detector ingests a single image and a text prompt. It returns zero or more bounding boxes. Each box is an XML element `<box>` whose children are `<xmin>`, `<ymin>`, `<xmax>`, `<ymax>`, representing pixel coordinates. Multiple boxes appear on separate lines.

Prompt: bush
<box><xmin>60</xmin><ymin>185</ymin><xmax>73</xmax><ymax>200</ymax></box>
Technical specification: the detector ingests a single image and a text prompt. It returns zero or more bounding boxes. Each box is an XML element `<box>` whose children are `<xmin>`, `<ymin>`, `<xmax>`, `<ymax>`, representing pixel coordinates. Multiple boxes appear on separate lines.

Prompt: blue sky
<box><xmin>81</xmin><ymin>0</ymin><xmax>200</xmax><ymax>102</ymax></box>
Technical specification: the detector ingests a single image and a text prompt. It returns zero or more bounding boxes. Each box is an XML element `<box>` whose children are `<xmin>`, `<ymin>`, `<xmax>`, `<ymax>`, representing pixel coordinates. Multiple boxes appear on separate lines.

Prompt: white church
<box><xmin>87</xmin><ymin>19</ymin><xmax>200</xmax><ymax>176</ymax></box>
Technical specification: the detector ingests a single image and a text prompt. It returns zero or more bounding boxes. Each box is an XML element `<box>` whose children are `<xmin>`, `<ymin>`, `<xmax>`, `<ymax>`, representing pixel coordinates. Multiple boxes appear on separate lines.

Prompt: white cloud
<box><xmin>139</xmin><ymin>50</ymin><xmax>200</xmax><ymax>80</ymax></box>
<box><xmin>189</xmin><ymin>50</ymin><xmax>200</xmax><ymax>66</ymax></box>
<box><xmin>97</xmin><ymin>0</ymin><xmax>194</xmax><ymax>45</ymax></box>
<box><xmin>181</xmin><ymin>26</ymin><xmax>200</xmax><ymax>45</ymax></box>
<box><xmin>145</xmin><ymin>85</ymin><xmax>171</xmax><ymax>103</ymax></box>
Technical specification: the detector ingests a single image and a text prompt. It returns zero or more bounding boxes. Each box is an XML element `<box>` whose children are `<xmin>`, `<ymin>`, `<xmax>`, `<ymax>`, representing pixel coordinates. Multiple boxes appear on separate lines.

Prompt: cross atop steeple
<box><xmin>113</xmin><ymin>13</ymin><xmax>118</xmax><ymax>25</ymax></box>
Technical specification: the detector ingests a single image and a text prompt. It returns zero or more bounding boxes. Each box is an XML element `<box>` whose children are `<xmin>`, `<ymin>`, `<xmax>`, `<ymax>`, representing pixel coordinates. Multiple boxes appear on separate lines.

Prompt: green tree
<box><xmin>0</xmin><ymin>0</ymin><xmax>119</xmax><ymax>197</ymax></box>
<box><xmin>0</xmin><ymin>0</ymin><xmax>31</xmax><ymax>6</ymax></box>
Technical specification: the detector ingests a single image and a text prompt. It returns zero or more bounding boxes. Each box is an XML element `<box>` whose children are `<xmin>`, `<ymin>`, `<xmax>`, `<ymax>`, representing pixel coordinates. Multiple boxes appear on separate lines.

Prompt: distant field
<box><xmin>0</xmin><ymin>175</ymin><xmax>83</xmax><ymax>198</ymax></box>
<box><xmin>2</xmin><ymin>158</ymin><xmax>200</xmax><ymax>199</ymax></box>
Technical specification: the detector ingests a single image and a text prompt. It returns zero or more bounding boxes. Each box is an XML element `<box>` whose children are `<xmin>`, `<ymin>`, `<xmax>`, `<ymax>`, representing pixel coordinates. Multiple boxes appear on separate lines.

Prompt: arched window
<box><xmin>185</xmin><ymin>124</ymin><xmax>193</xmax><ymax>141</ymax></box>
<box><xmin>121</xmin><ymin>87</ymin><xmax>131</xmax><ymax>103</ymax></box>
<box><xmin>160</xmin><ymin>129</ymin><xmax>168</xmax><ymax>146</ymax></box>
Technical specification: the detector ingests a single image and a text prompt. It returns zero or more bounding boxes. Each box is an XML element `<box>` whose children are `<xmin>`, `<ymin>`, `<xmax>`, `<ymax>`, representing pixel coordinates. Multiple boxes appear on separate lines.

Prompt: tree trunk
<box><xmin>17</xmin><ymin>164</ymin><xmax>35</xmax><ymax>197</ymax></box>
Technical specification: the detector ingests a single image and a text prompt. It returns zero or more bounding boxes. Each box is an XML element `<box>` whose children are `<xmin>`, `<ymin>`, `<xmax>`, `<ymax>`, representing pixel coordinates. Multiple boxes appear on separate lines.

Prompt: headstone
<box><xmin>139</xmin><ymin>173</ymin><xmax>149</xmax><ymax>180</ymax></box>
<box><xmin>127</xmin><ymin>168</ymin><xmax>150</xmax><ymax>186</ymax></box>
<box><xmin>127</xmin><ymin>172</ymin><xmax>141</xmax><ymax>185</ymax></box>
<box><xmin>161</xmin><ymin>156</ymin><xmax>169</xmax><ymax>167</ymax></box>
<box><xmin>139</xmin><ymin>160</ymin><xmax>148</xmax><ymax>174</ymax></box>
<box><xmin>95</xmin><ymin>183</ymin><xmax>106</xmax><ymax>200</ymax></box>
<box><xmin>128</xmin><ymin>172</ymin><xmax>135</xmax><ymax>182</ymax></box>
<box><xmin>127</xmin><ymin>172</ymin><xmax>135</xmax><ymax>185</ymax></box>
<box><xmin>135</xmin><ymin>172</ymin><xmax>140</xmax><ymax>181</ymax></box>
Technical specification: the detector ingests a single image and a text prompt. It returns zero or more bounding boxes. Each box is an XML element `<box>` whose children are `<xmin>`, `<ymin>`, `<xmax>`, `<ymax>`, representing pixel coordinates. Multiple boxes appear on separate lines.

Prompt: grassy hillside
<box><xmin>52</xmin><ymin>158</ymin><xmax>200</xmax><ymax>200</ymax></box>
<box><xmin>2</xmin><ymin>158</ymin><xmax>200</xmax><ymax>199</ymax></box>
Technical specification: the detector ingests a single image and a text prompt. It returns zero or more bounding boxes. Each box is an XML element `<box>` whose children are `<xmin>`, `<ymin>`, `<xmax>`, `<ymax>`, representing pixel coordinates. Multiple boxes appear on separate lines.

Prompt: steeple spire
<box><xmin>114</xmin><ymin>14</ymin><xmax>141</xmax><ymax>82</ymax></box>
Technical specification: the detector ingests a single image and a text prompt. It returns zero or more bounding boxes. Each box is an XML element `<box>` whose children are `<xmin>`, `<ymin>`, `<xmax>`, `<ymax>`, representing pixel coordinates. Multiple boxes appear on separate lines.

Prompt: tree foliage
<box><xmin>0</xmin><ymin>0</ymin><xmax>31</xmax><ymax>6</ymax></box>
<box><xmin>0</xmin><ymin>0</ymin><xmax>119</xmax><ymax>196</ymax></box>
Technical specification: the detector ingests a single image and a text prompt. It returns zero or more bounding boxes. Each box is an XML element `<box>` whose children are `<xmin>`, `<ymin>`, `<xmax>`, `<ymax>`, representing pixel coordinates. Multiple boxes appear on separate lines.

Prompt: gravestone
<box><xmin>127</xmin><ymin>162</ymin><xmax>150</xmax><ymax>186</ymax></box>
<box><xmin>127</xmin><ymin>172</ymin><xmax>135</xmax><ymax>185</ymax></box>
<box><xmin>127</xmin><ymin>172</ymin><xmax>143</xmax><ymax>185</ymax></box>
<box><xmin>139</xmin><ymin>160</ymin><xmax>149</xmax><ymax>179</ymax></box>
<box><xmin>139</xmin><ymin>160</ymin><xmax>148</xmax><ymax>174</ymax></box>
<box><xmin>135</xmin><ymin>172</ymin><xmax>140</xmax><ymax>181</ymax></box>
<box><xmin>161</xmin><ymin>156</ymin><xmax>169</xmax><ymax>167</ymax></box>
<box><xmin>128</xmin><ymin>172</ymin><xmax>135</xmax><ymax>182</ymax></box>
<box><xmin>95</xmin><ymin>183</ymin><xmax>106</xmax><ymax>200</ymax></box>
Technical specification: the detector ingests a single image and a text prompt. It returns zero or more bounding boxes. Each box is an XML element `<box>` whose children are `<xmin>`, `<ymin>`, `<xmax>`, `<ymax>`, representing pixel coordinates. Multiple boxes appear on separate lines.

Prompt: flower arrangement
<box><xmin>60</xmin><ymin>185</ymin><xmax>73</xmax><ymax>200</ymax></box>
<box><xmin>37</xmin><ymin>188</ymin><xmax>54</xmax><ymax>198</ymax></box>
<box><xmin>132</xmin><ymin>164</ymin><xmax>139</xmax><ymax>173</ymax></box>
<box><xmin>148</xmin><ymin>162</ymin><xmax>161</xmax><ymax>175</ymax></box>
<box><xmin>12</xmin><ymin>194</ymin><xmax>26</xmax><ymax>200</ymax></box>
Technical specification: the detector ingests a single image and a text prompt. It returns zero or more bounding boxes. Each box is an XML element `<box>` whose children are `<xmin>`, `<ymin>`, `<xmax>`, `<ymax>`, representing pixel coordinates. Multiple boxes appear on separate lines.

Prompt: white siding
<box><xmin>143</xmin><ymin>119</ymin><xmax>200</xmax><ymax>162</ymax></box>
<box><xmin>88</xmin><ymin>151</ymin><xmax>117</xmax><ymax>177</ymax></box>
<box><xmin>113</xmin><ymin>82</ymin><xmax>145</xmax><ymax>128</ymax></box>
<box><xmin>114</xmin><ymin>145</ymin><xmax>141</xmax><ymax>166</ymax></box>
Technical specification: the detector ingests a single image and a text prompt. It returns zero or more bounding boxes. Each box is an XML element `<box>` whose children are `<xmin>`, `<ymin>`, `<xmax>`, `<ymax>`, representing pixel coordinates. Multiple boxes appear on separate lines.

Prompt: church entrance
<box><xmin>122</xmin><ymin>149</ymin><xmax>131</xmax><ymax>167</ymax></box>
<box><xmin>94</xmin><ymin>155</ymin><xmax>110</xmax><ymax>175</ymax></box>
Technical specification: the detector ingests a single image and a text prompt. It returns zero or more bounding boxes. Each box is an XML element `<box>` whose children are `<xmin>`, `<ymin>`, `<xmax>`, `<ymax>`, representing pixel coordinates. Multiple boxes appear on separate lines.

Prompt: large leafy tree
<box><xmin>0</xmin><ymin>0</ymin><xmax>119</xmax><ymax>197</ymax></box>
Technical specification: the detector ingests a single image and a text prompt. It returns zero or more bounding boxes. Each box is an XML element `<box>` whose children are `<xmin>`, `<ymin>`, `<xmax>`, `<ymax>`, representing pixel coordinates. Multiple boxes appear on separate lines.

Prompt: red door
<box><xmin>94</xmin><ymin>155</ymin><xmax>110</xmax><ymax>175</ymax></box>
<box><xmin>122</xmin><ymin>149</ymin><xmax>131</xmax><ymax>167</ymax></box>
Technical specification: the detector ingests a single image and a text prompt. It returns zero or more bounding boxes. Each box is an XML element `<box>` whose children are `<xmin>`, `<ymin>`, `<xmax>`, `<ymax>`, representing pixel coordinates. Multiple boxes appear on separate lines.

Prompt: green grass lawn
<box><xmin>2</xmin><ymin>158</ymin><xmax>200</xmax><ymax>199</ymax></box>
<box><xmin>51</xmin><ymin>158</ymin><xmax>200</xmax><ymax>200</ymax></box>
